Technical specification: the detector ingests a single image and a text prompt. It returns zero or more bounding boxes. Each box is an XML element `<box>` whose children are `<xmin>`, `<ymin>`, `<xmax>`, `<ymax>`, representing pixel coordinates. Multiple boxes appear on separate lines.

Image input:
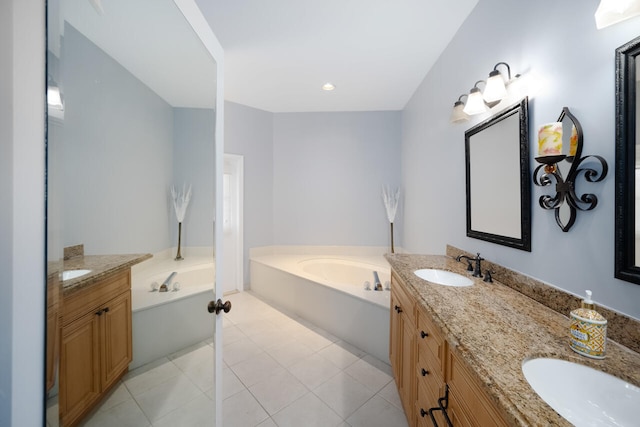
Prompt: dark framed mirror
<box><xmin>464</xmin><ymin>97</ymin><xmax>531</xmax><ymax>251</ymax></box>
<box><xmin>615</xmin><ymin>35</ymin><xmax>640</xmax><ymax>285</ymax></box>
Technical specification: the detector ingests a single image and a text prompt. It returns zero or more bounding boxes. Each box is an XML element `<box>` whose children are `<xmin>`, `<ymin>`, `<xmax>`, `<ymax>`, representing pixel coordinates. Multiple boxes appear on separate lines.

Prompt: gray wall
<box><xmin>173</xmin><ymin>108</ymin><xmax>216</xmax><ymax>248</ymax></box>
<box><xmin>224</xmin><ymin>101</ymin><xmax>274</xmax><ymax>283</ymax></box>
<box><xmin>61</xmin><ymin>24</ymin><xmax>174</xmax><ymax>255</ymax></box>
<box><xmin>273</xmin><ymin>111</ymin><xmax>402</xmax><ymax>246</ymax></box>
<box><xmin>401</xmin><ymin>0</ymin><xmax>640</xmax><ymax>319</ymax></box>
<box><xmin>2</xmin><ymin>0</ymin><xmax>45</xmax><ymax>425</ymax></box>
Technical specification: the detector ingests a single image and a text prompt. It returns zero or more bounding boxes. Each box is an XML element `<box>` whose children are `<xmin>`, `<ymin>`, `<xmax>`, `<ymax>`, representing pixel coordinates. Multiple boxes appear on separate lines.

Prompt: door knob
<box><xmin>207</xmin><ymin>299</ymin><xmax>232</xmax><ymax>315</ymax></box>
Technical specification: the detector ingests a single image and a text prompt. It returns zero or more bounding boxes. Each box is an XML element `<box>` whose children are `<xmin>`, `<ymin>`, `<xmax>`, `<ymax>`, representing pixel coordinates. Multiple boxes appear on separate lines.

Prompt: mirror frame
<box><xmin>615</xmin><ymin>35</ymin><xmax>640</xmax><ymax>285</ymax></box>
<box><xmin>464</xmin><ymin>97</ymin><xmax>531</xmax><ymax>251</ymax></box>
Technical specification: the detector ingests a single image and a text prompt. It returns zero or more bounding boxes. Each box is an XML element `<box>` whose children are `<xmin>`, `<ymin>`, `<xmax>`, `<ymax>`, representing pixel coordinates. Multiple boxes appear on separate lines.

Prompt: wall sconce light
<box><xmin>595</xmin><ymin>0</ymin><xmax>640</xmax><ymax>29</ymax></box>
<box><xmin>450</xmin><ymin>94</ymin><xmax>469</xmax><ymax>123</ymax></box>
<box><xmin>452</xmin><ymin>61</ymin><xmax>520</xmax><ymax>122</ymax></box>
<box><xmin>483</xmin><ymin>62</ymin><xmax>514</xmax><ymax>103</ymax></box>
<box><xmin>533</xmin><ymin>107</ymin><xmax>608</xmax><ymax>231</ymax></box>
<box><xmin>463</xmin><ymin>81</ymin><xmax>489</xmax><ymax>115</ymax></box>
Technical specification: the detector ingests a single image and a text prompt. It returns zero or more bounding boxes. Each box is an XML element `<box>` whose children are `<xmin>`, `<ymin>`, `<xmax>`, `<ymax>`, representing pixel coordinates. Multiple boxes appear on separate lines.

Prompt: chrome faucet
<box><xmin>160</xmin><ymin>271</ymin><xmax>177</xmax><ymax>292</ymax></box>
<box><xmin>455</xmin><ymin>253</ymin><xmax>484</xmax><ymax>278</ymax></box>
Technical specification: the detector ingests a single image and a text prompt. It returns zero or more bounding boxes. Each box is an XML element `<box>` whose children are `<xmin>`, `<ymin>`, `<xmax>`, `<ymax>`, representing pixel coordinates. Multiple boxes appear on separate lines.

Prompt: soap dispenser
<box><xmin>569</xmin><ymin>290</ymin><xmax>607</xmax><ymax>359</ymax></box>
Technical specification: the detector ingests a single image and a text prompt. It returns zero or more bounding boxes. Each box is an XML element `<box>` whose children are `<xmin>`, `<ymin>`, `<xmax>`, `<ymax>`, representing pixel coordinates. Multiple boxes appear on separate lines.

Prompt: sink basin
<box><xmin>522</xmin><ymin>358</ymin><xmax>640</xmax><ymax>426</ymax></box>
<box><xmin>414</xmin><ymin>269</ymin><xmax>473</xmax><ymax>287</ymax></box>
<box><xmin>62</xmin><ymin>269</ymin><xmax>92</xmax><ymax>281</ymax></box>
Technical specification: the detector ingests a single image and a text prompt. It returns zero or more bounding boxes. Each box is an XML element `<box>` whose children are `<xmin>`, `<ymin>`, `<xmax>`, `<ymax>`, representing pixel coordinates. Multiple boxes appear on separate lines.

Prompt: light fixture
<box><xmin>322</xmin><ymin>82</ymin><xmax>335</xmax><ymax>91</ymax></box>
<box><xmin>483</xmin><ymin>62</ymin><xmax>512</xmax><ymax>103</ymax></box>
<box><xmin>47</xmin><ymin>86</ymin><xmax>64</xmax><ymax>111</ymax></box>
<box><xmin>463</xmin><ymin>81</ymin><xmax>488</xmax><ymax>115</ymax></box>
<box><xmin>450</xmin><ymin>94</ymin><xmax>469</xmax><ymax>123</ymax></box>
<box><xmin>595</xmin><ymin>0</ymin><xmax>640</xmax><ymax>29</ymax></box>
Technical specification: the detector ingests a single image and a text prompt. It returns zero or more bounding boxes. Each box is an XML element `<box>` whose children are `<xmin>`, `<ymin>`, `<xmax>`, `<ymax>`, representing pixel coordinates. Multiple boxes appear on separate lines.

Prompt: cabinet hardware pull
<box><xmin>95</xmin><ymin>310</ymin><xmax>102</xmax><ymax>316</ymax></box>
<box><xmin>427</xmin><ymin>385</ymin><xmax>453</xmax><ymax>427</ymax></box>
<box><xmin>421</xmin><ymin>330</ymin><xmax>429</xmax><ymax>338</ymax></box>
<box><xmin>422</xmin><ymin>368</ymin><xmax>429</xmax><ymax>376</ymax></box>
<box><xmin>103</xmin><ymin>307</ymin><xmax>109</xmax><ymax>313</ymax></box>
<box><xmin>420</xmin><ymin>408</ymin><xmax>428</xmax><ymax>417</ymax></box>
<box><xmin>394</xmin><ymin>305</ymin><xmax>403</xmax><ymax>313</ymax></box>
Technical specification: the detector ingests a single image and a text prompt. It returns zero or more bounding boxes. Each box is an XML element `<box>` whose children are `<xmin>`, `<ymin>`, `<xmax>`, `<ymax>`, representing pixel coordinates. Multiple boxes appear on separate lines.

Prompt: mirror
<box><xmin>615</xmin><ymin>35</ymin><xmax>640</xmax><ymax>284</ymax></box>
<box><xmin>45</xmin><ymin>0</ymin><xmax>219</xmax><ymax>423</ymax></box>
<box><xmin>464</xmin><ymin>97</ymin><xmax>531</xmax><ymax>251</ymax></box>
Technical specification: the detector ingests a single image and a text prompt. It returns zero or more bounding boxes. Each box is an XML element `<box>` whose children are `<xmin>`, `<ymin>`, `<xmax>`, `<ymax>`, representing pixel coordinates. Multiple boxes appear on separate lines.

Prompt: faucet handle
<box><xmin>483</xmin><ymin>270</ymin><xmax>494</xmax><ymax>283</ymax></box>
<box><xmin>465</xmin><ymin>260</ymin><xmax>473</xmax><ymax>271</ymax></box>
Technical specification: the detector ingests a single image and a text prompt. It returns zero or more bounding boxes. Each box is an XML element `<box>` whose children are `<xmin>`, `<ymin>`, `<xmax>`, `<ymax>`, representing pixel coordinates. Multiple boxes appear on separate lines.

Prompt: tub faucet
<box><xmin>455</xmin><ymin>253</ymin><xmax>483</xmax><ymax>278</ymax></box>
<box><xmin>373</xmin><ymin>271</ymin><xmax>383</xmax><ymax>291</ymax></box>
<box><xmin>160</xmin><ymin>271</ymin><xmax>177</xmax><ymax>292</ymax></box>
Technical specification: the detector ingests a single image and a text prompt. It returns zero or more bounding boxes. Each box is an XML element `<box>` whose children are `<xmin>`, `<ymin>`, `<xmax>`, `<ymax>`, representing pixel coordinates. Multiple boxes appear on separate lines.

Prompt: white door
<box><xmin>223</xmin><ymin>154</ymin><xmax>244</xmax><ymax>293</ymax></box>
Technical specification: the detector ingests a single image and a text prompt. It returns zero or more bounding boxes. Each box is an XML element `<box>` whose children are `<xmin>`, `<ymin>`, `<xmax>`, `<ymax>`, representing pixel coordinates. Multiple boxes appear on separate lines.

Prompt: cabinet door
<box><xmin>60</xmin><ymin>311</ymin><xmax>101</xmax><ymax>425</ymax></box>
<box><xmin>101</xmin><ymin>291</ymin><xmax>132</xmax><ymax>389</ymax></box>
<box><xmin>390</xmin><ymin>291</ymin><xmax>401</xmax><ymax>382</ymax></box>
<box><xmin>400</xmin><ymin>315</ymin><xmax>415</xmax><ymax>418</ymax></box>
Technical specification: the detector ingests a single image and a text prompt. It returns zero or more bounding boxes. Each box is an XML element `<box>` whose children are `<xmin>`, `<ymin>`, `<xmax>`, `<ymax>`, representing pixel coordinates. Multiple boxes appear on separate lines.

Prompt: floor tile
<box><xmin>272</xmin><ymin>392</ymin><xmax>342</xmax><ymax>427</ymax></box>
<box><xmin>123</xmin><ymin>358</ymin><xmax>182</xmax><ymax>396</ymax></box>
<box><xmin>288</xmin><ymin>353</ymin><xmax>342</xmax><ymax>390</ymax></box>
<box><xmin>265</xmin><ymin>339</ymin><xmax>314</xmax><ymax>367</ymax></box>
<box><xmin>291</xmin><ymin>328</ymin><xmax>335</xmax><ymax>352</ymax></box>
<box><xmin>230</xmin><ymin>352</ymin><xmax>285</xmax><ymax>388</ymax></box>
<box><xmin>248</xmin><ymin>370</ymin><xmax>308</xmax><ymax>415</ymax></box>
<box><xmin>134</xmin><ymin>373</ymin><xmax>203</xmax><ymax>422</ymax></box>
<box><xmin>223</xmin><ymin>336</ymin><xmax>264</xmax><ymax>366</ymax></box>
<box><xmin>223</xmin><ymin>388</ymin><xmax>269</xmax><ymax>427</ymax></box>
<box><xmin>313</xmin><ymin>372</ymin><xmax>376</xmax><ymax>418</ymax></box>
<box><xmin>256</xmin><ymin>418</ymin><xmax>278</xmax><ymax>427</ymax></box>
<box><xmin>222</xmin><ymin>325</ymin><xmax>248</xmax><ymax>347</ymax></box>
<box><xmin>344</xmin><ymin>358</ymin><xmax>393</xmax><ymax>393</ymax></box>
<box><xmin>346</xmin><ymin>395</ymin><xmax>409</xmax><ymax>427</ymax></box>
<box><xmin>83</xmin><ymin>398</ymin><xmax>150</xmax><ymax>427</ymax></box>
<box><xmin>377</xmin><ymin>380</ymin><xmax>403</xmax><ymax>410</ymax></box>
<box><xmin>152</xmin><ymin>393</ymin><xmax>214</xmax><ymax>427</ymax></box>
<box><xmin>317</xmin><ymin>342</ymin><xmax>361</xmax><ymax>369</ymax></box>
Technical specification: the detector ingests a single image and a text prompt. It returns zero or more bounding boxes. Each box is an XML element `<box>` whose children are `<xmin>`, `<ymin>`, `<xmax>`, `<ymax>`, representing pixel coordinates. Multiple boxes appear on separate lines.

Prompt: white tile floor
<box><xmin>78</xmin><ymin>291</ymin><xmax>409</xmax><ymax>427</ymax></box>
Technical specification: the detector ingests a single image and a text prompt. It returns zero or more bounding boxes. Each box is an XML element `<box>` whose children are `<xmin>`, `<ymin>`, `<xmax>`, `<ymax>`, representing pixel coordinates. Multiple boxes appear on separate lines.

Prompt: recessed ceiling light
<box><xmin>322</xmin><ymin>83</ymin><xmax>335</xmax><ymax>91</ymax></box>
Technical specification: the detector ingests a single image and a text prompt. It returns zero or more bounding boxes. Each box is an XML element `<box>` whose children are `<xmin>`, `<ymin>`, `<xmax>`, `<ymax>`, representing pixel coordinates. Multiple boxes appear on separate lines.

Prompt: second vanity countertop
<box><xmin>385</xmin><ymin>253</ymin><xmax>640</xmax><ymax>426</ymax></box>
<box><xmin>62</xmin><ymin>253</ymin><xmax>152</xmax><ymax>296</ymax></box>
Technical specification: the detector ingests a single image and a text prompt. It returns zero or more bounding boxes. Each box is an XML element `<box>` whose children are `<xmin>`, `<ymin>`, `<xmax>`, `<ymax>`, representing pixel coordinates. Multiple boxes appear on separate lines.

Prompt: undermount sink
<box><xmin>414</xmin><ymin>269</ymin><xmax>473</xmax><ymax>287</ymax></box>
<box><xmin>62</xmin><ymin>269</ymin><xmax>92</xmax><ymax>281</ymax></box>
<box><xmin>522</xmin><ymin>358</ymin><xmax>640</xmax><ymax>426</ymax></box>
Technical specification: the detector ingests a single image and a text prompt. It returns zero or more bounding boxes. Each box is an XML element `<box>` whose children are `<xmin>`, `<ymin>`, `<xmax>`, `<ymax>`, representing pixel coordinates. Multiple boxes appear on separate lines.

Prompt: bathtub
<box><xmin>250</xmin><ymin>246</ymin><xmax>392</xmax><ymax>362</ymax></box>
<box><xmin>129</xmin><ymin>249</ymin><xmax>215</xmax><ymax>369</ymax></box>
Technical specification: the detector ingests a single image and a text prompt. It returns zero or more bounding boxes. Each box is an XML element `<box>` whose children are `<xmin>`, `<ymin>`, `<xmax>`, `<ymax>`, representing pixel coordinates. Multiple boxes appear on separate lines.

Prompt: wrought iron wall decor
<box><xmin>533</xmin><ymin>107</ymin><xmax>608</xmax><ymax>232</ymax></box>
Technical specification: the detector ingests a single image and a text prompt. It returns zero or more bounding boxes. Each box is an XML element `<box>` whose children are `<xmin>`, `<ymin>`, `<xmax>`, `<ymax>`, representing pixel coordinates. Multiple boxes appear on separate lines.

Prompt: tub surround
<box><xmin>250</xmin><ymin>246</ymin><xmax>392</xmax><ymax>362</ymax></box>
<box><xmin>385</xmin><ymin>252</ymin><xmax>640</xmax><ymax>426</ymax></box>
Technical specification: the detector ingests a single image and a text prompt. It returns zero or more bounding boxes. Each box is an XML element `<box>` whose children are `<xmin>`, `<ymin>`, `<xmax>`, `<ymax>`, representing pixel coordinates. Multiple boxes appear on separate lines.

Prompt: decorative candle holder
<box><xmin>533</xmin><ymin>108</ymin><xmax>608</xmax><ymax>231</ymax></box>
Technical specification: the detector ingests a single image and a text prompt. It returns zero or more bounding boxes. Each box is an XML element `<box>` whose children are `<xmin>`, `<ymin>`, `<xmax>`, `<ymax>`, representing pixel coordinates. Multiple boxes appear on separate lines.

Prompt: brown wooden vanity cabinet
<box><xmin>390</xmin><ymin>273</ymin><xmax>509</xmax><ymax>427</ymax></box>
<box><xmin>59</xmin><ymin>269</ymin><xmax>133</xmax><ymax>427</ymax></box>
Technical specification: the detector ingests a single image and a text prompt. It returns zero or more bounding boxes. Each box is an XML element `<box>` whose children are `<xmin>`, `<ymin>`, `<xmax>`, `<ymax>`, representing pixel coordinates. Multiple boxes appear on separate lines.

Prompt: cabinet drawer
<box><xmin>416</xmin><ymin>307</ymin><xmax>445</xmax><ymax>374</ymax></box>
<box><xmin>391</xmin><ymin>272</ymin><xmax>415</xmax><ymax>324</ymax></box>
<box><xmin>415</xmin><ymin>380</ymin><xmax>447</xmax><ymax>427</ymax></box>
<box><xmin>416</xmin><ymin>346</ymin><xmax>444</xmax><ymax>389</ymax></box>
<box><xmin>63</xmin><ymin>269</ymin><xmax>130</xmax><ymax>325</ymax></box>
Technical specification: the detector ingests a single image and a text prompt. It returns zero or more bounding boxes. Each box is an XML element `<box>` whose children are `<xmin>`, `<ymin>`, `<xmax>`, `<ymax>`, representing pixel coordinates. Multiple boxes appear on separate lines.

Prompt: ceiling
<box><xmin>52</xmin><ymin>0</ymin><xmax>217</xmax><ymax>108</ymax></box>
<box><xmin>197</xmin><ymin>0</ymin><xmax>479</xmax><ymax>112</ymax></box>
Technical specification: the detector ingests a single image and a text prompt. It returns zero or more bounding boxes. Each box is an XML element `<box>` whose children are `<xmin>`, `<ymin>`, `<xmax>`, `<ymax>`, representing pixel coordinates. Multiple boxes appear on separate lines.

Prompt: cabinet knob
<box><xmin>421</xmin><ymin>368</ymin><xmax>429</xmax><ymax>376</ymax></box>
<box><xmin>421</xmin><ymin>330</ymin><xmax>429</xmax><ymax>338</ymax></box>
<box><xmin>103</xmin><ymin>307</ymin><xmax>109</xmax><ymax>313</ymax></box>
<box><xmin>394</xmin><ymin>305</ymin><xmax>403</xmax><ymax>313</ymax></box>
<box><xmin>95</xmin><ymin>310</ymin><xmax>102</xmax><ymax>316</ymax></box>
<box><xmin>420</xmin><ymin>408</ymin><xmax>428</xmax><ymax>417</ymax></box>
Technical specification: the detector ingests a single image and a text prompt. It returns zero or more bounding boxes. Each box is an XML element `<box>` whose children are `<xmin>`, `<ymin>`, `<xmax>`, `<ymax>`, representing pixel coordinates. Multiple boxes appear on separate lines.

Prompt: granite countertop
<box><xmin>62</xmin><ymin>253</ymin><xmax>152</xmax><ymax>296</ymax></box>
<box><xmin>385</xmin><ymin>253</ymin><xmax>640</xmax><ymax>427</ymax></box>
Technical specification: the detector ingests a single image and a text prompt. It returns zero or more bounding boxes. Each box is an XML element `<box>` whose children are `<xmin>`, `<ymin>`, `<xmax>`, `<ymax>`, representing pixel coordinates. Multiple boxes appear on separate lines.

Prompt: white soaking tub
<box><xmin>250</xmin><ymin>246</ymin><xmax>391</xmax><ymax>362</ymax></box>
<box><xmin>130</xmin><ymin>249</ymin><xmax>215</xmax><ymax>369</ymax></box>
